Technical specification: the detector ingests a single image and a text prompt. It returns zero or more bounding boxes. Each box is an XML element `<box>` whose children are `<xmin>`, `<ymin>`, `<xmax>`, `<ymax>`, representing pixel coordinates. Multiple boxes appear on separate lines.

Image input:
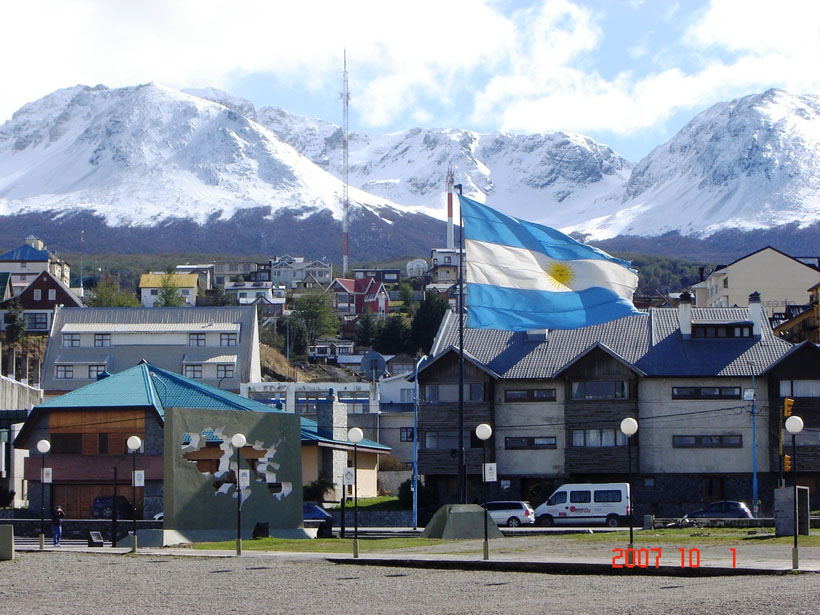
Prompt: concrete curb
<box><xmin>326</xmin><ymin>557</ymin><xmax>811</xmax><ymax>576</ymax></box>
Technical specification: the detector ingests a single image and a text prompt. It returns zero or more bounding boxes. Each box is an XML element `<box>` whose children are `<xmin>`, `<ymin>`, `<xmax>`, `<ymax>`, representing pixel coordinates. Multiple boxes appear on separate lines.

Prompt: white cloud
<box><xmin>1</xmin><ymin>0</ymin><xmax>818</xmax><ymax>149</ymax></box>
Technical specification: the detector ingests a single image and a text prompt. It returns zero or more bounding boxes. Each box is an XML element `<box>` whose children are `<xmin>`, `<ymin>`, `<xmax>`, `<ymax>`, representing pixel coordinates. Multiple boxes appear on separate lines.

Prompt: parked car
<box><xmin>91</xmin><ymin>495</ymin><xmax>135</xmax><ymax>519</ymax></box>
<box><xmin>480</xmin><ymin>501</ymin><xmax>536</xmax><ymax>527</ymax></box>
<box><xmin>683</xmin><ymin>500</ymin><xmax>753</xmax><ymax>519</ymax></box>
<box><xmin>303</xmin><ymin>503</ymin><xmax>333</xmax><ymax>522</ymax></box>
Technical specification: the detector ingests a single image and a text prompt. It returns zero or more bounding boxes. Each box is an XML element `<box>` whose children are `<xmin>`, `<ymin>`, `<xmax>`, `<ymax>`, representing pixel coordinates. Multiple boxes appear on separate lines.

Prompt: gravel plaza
<box><xmin>5</xmin><ymin>532</ymin><xmax>820</xmax><ymax>615</ymax></box>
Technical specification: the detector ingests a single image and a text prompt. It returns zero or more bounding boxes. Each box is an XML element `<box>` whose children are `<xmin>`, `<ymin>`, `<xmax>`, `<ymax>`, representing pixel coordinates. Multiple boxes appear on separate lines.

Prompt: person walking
<box><xmin>51</xmin><ymin>505</ymin><xmax>65</xmax><ymax>546</ymax></box>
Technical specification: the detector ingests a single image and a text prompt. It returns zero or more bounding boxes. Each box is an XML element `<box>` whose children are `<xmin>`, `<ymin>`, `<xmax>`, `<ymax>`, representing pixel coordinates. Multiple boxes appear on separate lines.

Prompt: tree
<box><xmin>4</xmin><ymin>298</ymin><xmax>25</xmax><ymax>345</ymax></box>
<box><xmin>156</xmin><ymin>274</ymin><xmax>185</xmax><ymax>307</ymax></box>
<box><xmin>398</xmin><ymin>282</ymin><xmax>414</xmax><ymax>304</ymax></box>
<box><xmin>85</xmin><ymin>276</ymin><xmax>140</xmax><ymax>307</ymax></box>
<box><xmin>410</xmin><ymin>291</ymin><xmax>450</xmax><ymax>354</ymax></box>
<box><xmin>355</xmin><ymin>309</ymin><xmax>380</xmax><ymax>347</ymax></box>
<box><xmin>293</xmin><ymin>291</ymin><xmax>338</xmax><ymax>345</ymax></box>
<box><xmin>374</xmin><ymin>315</ymin><xmax>410</xmax><ymax>355</ymax></box>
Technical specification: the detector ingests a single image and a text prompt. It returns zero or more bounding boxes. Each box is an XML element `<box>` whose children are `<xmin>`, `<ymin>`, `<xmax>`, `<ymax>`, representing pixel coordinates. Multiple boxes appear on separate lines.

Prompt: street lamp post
<box><xmin>620</xmin><ymin>418</ymin><xmax>638</xmax><ymax>562</ymax></box>
<box><xmin>476</xmin><ymin>423</ymin><xmax>492</xmax><ymax>561</ymax></box>
<box><xmin>126</xmin><ymin>436</ymin><xmax>142</xmax><ymax>554</ymax></box>
<box><xmin>348</xmin><ymin>427</ymin><xmax>363</xmax><ymax>558</ymax></box>
<box><xmin>412</xmin><ymin>355</ymin><xmax>427</xmax><ymax>531</ymax></box>
<box><xmin>36</xmin><ymin>439</ymin><xmax>50</xmax><ymax>550</ymax></box>
<box><xmin>231</xmin><ymin>433</ymin><xmax>247</xmax><ymax>557</ymax></box>
<box><xmin>785</xmin><ymin>415</ymin><xmax>803</xmax><ymax>570</ymax></box>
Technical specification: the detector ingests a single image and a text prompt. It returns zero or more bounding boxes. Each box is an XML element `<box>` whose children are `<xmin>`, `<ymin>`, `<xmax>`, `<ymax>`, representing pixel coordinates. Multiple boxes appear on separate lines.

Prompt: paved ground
<box><xmin>6</xmin><ymin>530</ymin><xmax>820</xmax><ymax>614</ymax></box>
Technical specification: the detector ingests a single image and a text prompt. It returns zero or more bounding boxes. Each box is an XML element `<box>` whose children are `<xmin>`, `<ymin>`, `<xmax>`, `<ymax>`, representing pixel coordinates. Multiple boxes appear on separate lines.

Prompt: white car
<box><xmin>481</xmin><ymin>501</ymin><xmax>536</xmax><ymax>527</ymax></box>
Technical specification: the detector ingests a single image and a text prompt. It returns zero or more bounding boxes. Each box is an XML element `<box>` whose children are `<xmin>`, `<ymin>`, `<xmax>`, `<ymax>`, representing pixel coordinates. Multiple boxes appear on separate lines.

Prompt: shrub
<box><xmin>397</xmin><ymin>478</ymin><xmax>433</xmax><ymax>509</ymax></box>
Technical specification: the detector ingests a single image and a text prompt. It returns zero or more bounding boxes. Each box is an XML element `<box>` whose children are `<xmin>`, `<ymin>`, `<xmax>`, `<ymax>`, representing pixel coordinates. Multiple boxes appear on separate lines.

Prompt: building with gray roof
<box><xmin>41</xmin><ymin>305</ymin><xmax>261</xmax><ymax>398</ymax></box>
<box><xmin>416</xmin><ymin>293</ymin><xmax>816</xmax><ymax>518</ymax></box>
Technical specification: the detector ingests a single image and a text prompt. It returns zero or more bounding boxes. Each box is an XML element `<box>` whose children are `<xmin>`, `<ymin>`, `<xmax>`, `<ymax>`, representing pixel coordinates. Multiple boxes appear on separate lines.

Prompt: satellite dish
<box><xmin>406</xmin><ymin>259</ymin><xmax>427</xmax><ymax>278</ymax></box>
<box><xmin>360</xmin><ymin>350</ymin><xmax>387</xmax><ymax>381</ymax></box>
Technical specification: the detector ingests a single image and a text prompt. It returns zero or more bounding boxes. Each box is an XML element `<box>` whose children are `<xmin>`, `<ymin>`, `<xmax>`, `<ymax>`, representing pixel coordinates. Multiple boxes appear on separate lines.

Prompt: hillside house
<box><xmin>326</xmin><ymin>277</ymin><xmax>388</xmax><ymax>319</ymax></box>
<box><xmin>0</xmin><ymin>236</ymin><xmax>71</xmax><ymax>296</ymax></box>
<box><xmin>139</xmin><ymin>273</ymin><xmax>199</xmax><ymax>307</ymax></box>
<box><xmin>689</xmin><ymin>247</ymin><xmax>820</xmax><ymax>317</ymax></box>
<box><xmin>40</xmin><ymin>306</ymin><xmax>261</xmax><ymax>398</ymax></box>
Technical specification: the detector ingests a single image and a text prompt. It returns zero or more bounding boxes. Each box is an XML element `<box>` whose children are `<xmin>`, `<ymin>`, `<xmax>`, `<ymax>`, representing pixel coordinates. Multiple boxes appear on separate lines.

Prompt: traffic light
<box><xmin>784</xmin><ymin>454</ymin><xmax>792</xmax><ymax>472</ymax></box>
<box><xmin>784</xmin><ymin>397</ymin><xmax>794</xmax><ymax>417</ymax></box>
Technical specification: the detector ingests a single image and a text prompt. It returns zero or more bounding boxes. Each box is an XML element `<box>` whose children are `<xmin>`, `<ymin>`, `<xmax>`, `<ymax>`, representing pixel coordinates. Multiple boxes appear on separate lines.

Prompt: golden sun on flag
<box><xmin>545</xmin><ymin>261</ymin><xmax>576</xmax><ymax>289</ymax></box>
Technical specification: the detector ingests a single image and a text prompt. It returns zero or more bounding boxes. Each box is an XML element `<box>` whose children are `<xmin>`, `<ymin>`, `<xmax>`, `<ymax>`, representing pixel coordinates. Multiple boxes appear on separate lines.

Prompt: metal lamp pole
<box><xmin>785</xmin><ymin>415</ymin><xmax>803</xmax><ymax>570</ymax></box>
<box><xmin>620</xmin><ymin>418</ymin><xmax>638</xmax><ymax>562</ymax></box>
<box><xmin>36</xmin><ymin>439</ymin><xmax>50</xmax><ymax>550</ymax></box>
<box><xmin>413</xmin><ymin>355</ymin><xmax>427</xmax><ymax>530</ymax></box>
<box><xmin>231</xmin><ymin>433</ymin><xmax>247</xmax><ymax>557</ymax></box>
<box><xmin>126</xmin><ymin>436</ymin><xmax>142</xmax><ymax>553</ymax></box>
<box><xmin>348</xmin><ymin>427</ymin><xmax>364</xmax><ymax>558</ymax></box>
<box><xmin>476</xmin><ymin>423</ymin><xmax>492</xmax><ymax>561</ymax></box>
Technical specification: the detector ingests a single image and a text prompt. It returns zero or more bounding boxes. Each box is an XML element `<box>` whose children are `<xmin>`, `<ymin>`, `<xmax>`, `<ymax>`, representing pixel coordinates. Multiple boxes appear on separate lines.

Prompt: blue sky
<box><xmin>2</xmin><ymin>0</ymin><xmax>819</xmax><ymax>161</ymax></box>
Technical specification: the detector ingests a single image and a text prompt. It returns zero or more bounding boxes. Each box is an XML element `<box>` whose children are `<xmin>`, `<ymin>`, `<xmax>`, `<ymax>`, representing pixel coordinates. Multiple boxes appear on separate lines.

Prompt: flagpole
<box><xmin>454</xmin><ymin>183</ymin><xmax>466</xmax><ymax>504</ymax></box>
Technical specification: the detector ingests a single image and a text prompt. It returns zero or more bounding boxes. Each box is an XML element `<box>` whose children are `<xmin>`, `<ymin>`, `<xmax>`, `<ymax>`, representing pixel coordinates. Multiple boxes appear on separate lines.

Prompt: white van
<box><xmin>534</xmin><ymin>483</ymin><xmax>630</xmax><ymax>527</ymax></box>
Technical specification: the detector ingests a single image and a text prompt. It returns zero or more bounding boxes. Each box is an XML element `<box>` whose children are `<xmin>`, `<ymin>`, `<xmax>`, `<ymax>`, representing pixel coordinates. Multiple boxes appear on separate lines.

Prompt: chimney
<box><xmin>525</xmin><ymin>329</ymin><xmax>548</xmax><ymax>343</ymax></box>
<box><xmin>748</xmin><ymin>291</ymin><xmax>763</xmax><ymax>337</ymax></box>
<box><xmin>678</xmin><ymin>291</ymin><xmax>693</xmax><ymax>339</ymax></box>
<box><xmin>317</xmin><ymin>388</ymin><xmax>348</xmax><ymax>441</ymax></box>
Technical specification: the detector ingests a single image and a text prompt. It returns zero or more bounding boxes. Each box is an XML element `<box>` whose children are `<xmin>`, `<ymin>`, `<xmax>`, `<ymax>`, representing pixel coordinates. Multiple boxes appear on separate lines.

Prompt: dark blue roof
<box><xmin>0</xmin><ymin>244</ymin><xmax>50</xmax><ymax>262</ymax></box>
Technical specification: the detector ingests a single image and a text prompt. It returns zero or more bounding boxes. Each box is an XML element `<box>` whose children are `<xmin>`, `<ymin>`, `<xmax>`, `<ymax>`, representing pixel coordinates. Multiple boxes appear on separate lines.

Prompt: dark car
<box><xmin>683</xmin><ymin>500</ymin><xmax>752</xmax><ymax>519</ymax></box>
<box><xmin>303</xmin><ymin>503</ymin><xmax>332</xmax><ymax>522</ymax></box>
<box><xmin>91</xmin><ymin>495</ymin><xmax>135</xmax><ymax>519</ymax></box>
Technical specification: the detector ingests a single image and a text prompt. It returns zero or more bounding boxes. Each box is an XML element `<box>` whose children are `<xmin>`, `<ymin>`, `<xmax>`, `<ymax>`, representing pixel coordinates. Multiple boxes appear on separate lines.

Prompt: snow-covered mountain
<box><xmin>563</xmin><ymin>89</ymin><xmax>820</xmax><ymax>240</ymax></box>
<box><xmin>1</xmin><ymin>84</ymin><xmax>819</xmax><ymax>260</ymax></box>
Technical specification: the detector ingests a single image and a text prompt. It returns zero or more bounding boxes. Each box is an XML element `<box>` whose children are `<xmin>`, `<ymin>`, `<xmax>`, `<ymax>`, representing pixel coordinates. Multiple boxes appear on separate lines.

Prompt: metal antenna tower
<box><xmin>341</xmin><ymin>50</ymin><xmax>350</xmax><ymax>276</ymax></box>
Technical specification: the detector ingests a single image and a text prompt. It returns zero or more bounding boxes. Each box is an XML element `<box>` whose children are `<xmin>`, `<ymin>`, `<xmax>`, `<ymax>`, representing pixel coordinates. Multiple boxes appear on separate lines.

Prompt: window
<box><xmin>56</xmin><ymin>365</ymin><xmax>73</xmax><ymax>379</ymax></box>
<box><xmin>184</xmin><ymin>364</ymin><xmax>202</xmax><ymax>379</ymax></box>
<box><xmin>570</xmin><ymin>381</ymin><xmax>628</xmax><ymax>400</ymax></box>
<box><xmin>505</xmin><ymin>436</ymin><xmax>557</xmax><ymax>449</ymax></box>
<box><xmin>594</xmin><ymin>490</ymin><xmax>623</xmax><ymax>503</ymax></box>
<box><xmin>400</xmin><ymin>427</ymin><xmax>415</xmax><ymax>442</ymax></box>
<box><xmin>98</xmin><ymin>433</ymin><xmax>109</xmax><ymax>455</ymax></box>
<box><xmin>570</xmin><ymin>490</ymin><xmax>591</xmax><ymax>503</ymax></box>
<box><xmin>547</xmin><ymin>491</ymin><xmax>567</xmax><ymax>505</ymax></box>
<box><xmin>692</xmin><ymin>325</ymin><xmax>751</xmax><ymax>338</ymax></box>
<box><xmin>51</xmin><ymin>433</ymin><xmax>82</xmax><ymax>454</ymax></box>
<box><xmin>504</xmin><ymin>388</ymin><xmax>556</xmax><ymax>402</ymax></box>
<box><xmin>425</xmin><ymin>384</ymin><xmax>439</xmax><ymax>401</ymax></box>
<box><xmin>672</xmin><ymin>386</ymin><xmax>741</xmax><ymax>399</ymax></box>
<box><xmin>673</xmin><ymin>435</ymin><xmax>742</xmax><ymax>448</ymax></box>
<box><xmin>779</xmin><ymin>380</ymin><xmax>820</xmax><ymax>398</ymax></box>
<box><xmin>33</xmin><ymin>289</ymin><xmax>41</xmax><ymax>300</ymax></box>
<box><xmin>94</xmin><ymin>333</ymin><xmax>110</xmax><ymax>347</ymax></box>
<box><xmin>423</xmin><ymin>431</ymin><xmax>468</xmax><ymax>450</ymax></box>
<box><xmin>217</xmin><ymin>364</ymin><xmax>234</xmax><ymax>379</ymax></box>
<box><xmin>400</xmin><ymin>388</ymin><xmax>414</xmax><ymax>403</ymax></box>
<box><xmin>189</xmin><ymin>333</ymin><xmax>206</xmax><ymax>347</ymax></box>
<box><xmin>469</xmin><ymin>383</ymin><xmax>485</xmax><ymax>401</ymax></box>
<box><xmin>181</xmin><ymin>289</ymin><xmax>190</xmax><ymax>296</ymax></box>
<box><xmin>25</xmin><ymin>313</ymin><xmax>48</xmax><ymax>330</ymax></box>
<box><xmin>150</xmin><ymin>289</ymin><xmax>158</xmax><ymax>295</ymax></box>
<box><xmin>88</xmin><ymin>365</ymin><xmax>107</xmax><ymax>379</ymax></box>
<box><xmin>48</xmin><ymin>289</ymin><xmax>56</xmax><ymax>300</ymax></box>
<box><xmin>220</xmin><ymin>333</ymin><xmax>237</xmax><ymax>346</ymax></box>
<box><xmin>571</xmin><ymin>429</ymin><xmax>627</xmax><ymax>447</ymax></box>
<box><xmin>63</xmin><ymin>333</ymin><xmax>80</xmax><ymax>347</ymax></box>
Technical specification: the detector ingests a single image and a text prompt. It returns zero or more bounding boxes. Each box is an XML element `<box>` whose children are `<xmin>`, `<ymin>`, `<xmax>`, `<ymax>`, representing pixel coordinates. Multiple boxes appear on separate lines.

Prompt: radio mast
<box><xmin>341</xmin><ymin>51</ymin><xmax>350</xmax><ymax>276</ymax></box>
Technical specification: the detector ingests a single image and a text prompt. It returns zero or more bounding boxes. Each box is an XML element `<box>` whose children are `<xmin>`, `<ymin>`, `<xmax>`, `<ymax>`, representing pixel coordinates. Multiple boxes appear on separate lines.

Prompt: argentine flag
<box><xmin>461</xmin><ymin>195</ymin><xmax>641</xmax><ymax>331</ymax></box>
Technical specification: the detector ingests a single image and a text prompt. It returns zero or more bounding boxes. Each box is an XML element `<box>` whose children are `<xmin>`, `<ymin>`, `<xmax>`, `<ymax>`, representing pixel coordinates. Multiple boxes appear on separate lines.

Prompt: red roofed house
<box><xmin>326</xmin><ymin>277</ymin><xmax>389</xmax><ymax>319</ymax></box>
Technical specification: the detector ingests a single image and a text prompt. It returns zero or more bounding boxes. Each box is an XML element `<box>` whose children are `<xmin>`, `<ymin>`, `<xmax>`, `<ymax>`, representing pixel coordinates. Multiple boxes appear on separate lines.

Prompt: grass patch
<box><xmin>330</xmin><ymin>496</ymin><xmax>404</xmax><ymax>511</ymax></box>
<box><xmin>193</xmin><ymin>536</ymin><xmax>440</xmax><ymax>553</ymax></box>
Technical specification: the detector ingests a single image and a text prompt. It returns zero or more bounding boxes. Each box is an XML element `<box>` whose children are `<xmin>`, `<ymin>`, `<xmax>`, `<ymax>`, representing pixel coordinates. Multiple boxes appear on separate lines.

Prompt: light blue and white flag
<box><xmin>461</xmin><ymin>195</ymin><xmax>641</xmax><ymax>330</ymax></box>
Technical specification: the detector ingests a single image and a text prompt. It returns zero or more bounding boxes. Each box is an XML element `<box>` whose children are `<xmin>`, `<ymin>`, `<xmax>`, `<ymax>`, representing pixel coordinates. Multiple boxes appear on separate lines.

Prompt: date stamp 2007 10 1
<box><xmin>611</xmin><ymin>547</ymin><xmax>738</xmax><ymax>569</ymax></box>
